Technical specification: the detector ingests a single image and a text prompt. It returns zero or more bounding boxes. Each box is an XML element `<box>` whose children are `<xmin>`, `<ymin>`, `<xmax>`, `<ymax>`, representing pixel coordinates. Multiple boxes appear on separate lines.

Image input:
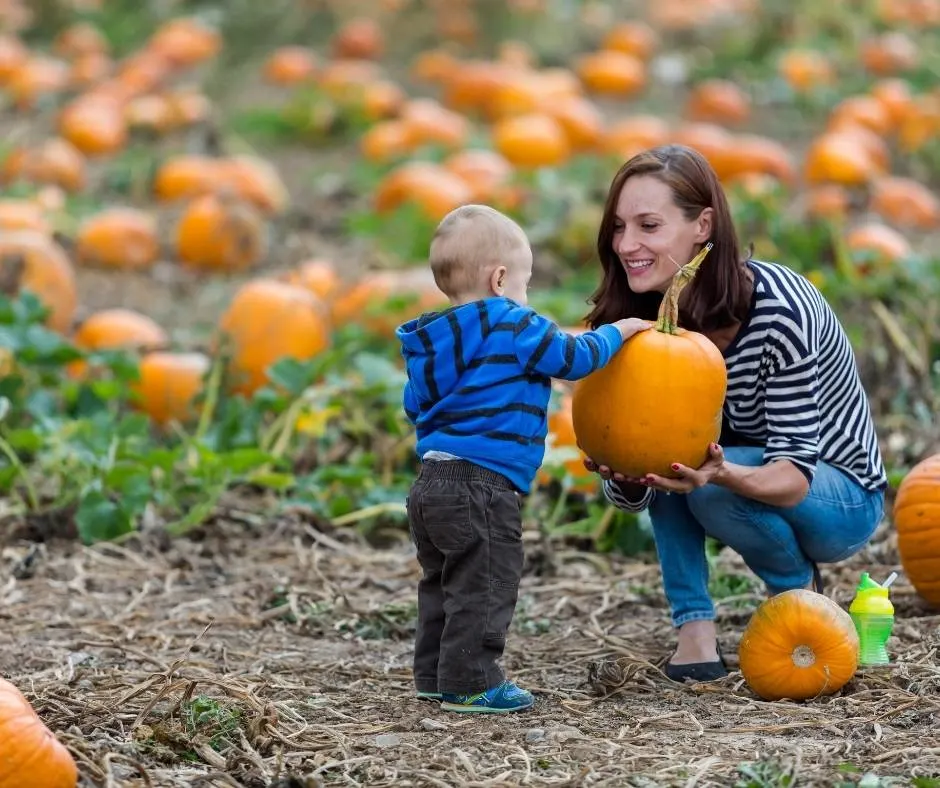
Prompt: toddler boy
<box><xmin>396</xmin><ymin>204</ymin><xmax>649</xmax><ymax>713</ymax></box>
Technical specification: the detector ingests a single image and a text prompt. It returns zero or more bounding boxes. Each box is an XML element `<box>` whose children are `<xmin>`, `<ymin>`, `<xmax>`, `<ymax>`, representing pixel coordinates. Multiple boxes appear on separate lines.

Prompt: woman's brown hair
<box><xmin>585</xmin><ymin>144</ymin><xmax>752</xmax><ymax>333</ymax></box>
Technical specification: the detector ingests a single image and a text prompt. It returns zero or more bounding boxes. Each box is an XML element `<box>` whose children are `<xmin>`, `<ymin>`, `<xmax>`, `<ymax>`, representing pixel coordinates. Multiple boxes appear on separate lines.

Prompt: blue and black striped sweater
<box><xmin>396</xmin><ymin>297</ymin><xmax>624</xmax><ymax>493</ymax></box>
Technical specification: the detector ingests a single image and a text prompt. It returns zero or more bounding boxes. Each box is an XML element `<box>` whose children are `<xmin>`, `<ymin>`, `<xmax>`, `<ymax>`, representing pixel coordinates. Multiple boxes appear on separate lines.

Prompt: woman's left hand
<box><xmin>643</xmin><ymin>443</ymin><xmax>726</xmax><ymax>494</ymax></box>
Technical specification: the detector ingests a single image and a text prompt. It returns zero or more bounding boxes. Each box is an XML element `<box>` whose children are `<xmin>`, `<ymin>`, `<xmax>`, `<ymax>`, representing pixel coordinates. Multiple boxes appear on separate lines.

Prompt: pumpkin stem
<box><xmin>654</xmin><ymin>242</ymin><xmax>714</xmax><ymax>335</ymax></box>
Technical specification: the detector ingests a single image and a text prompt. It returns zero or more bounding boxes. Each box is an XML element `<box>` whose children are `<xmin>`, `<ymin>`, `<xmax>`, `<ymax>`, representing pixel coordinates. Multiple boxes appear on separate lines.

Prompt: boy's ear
<box><xmin>490</xmin><ymin>265</ymin><xmax>507</xmax><ymax>295</ymax></box>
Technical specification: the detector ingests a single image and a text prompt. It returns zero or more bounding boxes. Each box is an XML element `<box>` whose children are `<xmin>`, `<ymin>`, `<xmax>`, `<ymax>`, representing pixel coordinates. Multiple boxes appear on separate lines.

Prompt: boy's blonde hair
<box><xmin>429</xmin><ymin>204</ymin><xmax>528</xmax><ymax>298</ymax></box>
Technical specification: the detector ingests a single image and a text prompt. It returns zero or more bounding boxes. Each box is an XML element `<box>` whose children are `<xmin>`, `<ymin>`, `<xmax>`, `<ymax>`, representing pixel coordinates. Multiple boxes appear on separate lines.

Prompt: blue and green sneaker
<box><xmin>416</xmin><ymin>690</ymin><xmax>443</xmax><ymax>701</ymax></box>
<box><xmin>440</xmin><ymin>681</ymin><xmax>534</xmax><ymax>714</ymax></box>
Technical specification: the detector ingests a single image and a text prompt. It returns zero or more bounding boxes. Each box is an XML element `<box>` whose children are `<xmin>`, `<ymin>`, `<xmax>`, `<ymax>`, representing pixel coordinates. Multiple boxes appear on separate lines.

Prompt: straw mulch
<box><xmin>1</xmin><ymin>510</ymin><xmax>938</xmax><ymax>788</ymax></box>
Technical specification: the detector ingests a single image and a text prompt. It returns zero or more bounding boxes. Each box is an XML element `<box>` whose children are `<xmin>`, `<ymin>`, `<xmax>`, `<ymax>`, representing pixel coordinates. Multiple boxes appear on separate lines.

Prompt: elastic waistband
<box><xmin>418</xmin><ymin>460</ymin><xmax>515</xmax><ymax>491</ymax></box>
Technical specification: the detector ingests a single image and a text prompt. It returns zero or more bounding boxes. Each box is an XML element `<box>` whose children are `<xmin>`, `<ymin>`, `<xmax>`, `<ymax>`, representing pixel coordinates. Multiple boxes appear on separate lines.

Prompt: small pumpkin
<box><xmin>374</xmin><ymin>161</ymin><xmax>472</xmax><ymax>221</ymax></box>
<box><xmin>893</xmin><ymin>453</ymin><xmax>940</xmax><ymax>606</ymax></box>
<box><xmin>870</xmin><ymin>176</ymin><xmax>940</xmax><ymax>230</ymax></box>
<box><xmin>0</xmin><ymin>138</ymin><xmax>86</xmax><ymax>193</ymax></box>
<box><xmin>575</xmin><ymin>50</ymin><xmax>646</xmax><ymax>96</ymax></box>
<box><xmin>571</xmin><ymin>244</ymin><xmax>726</xmax><ymax>478</ymax></box>
<box><xmin>601</xmin><ymin>20</ymin><xmax>659</xmax><ymax>60</ymax></box>
<box><xmin>147</xmin><ymin>17</ymin><xmax>221</xmax><ymax>68</ymax></box>
<box><xmin>218</xmin><ymin>278</ymin><xmax>331</xmax><ymax>396</ymax></box>
<box><xmin>75</xmin><ymin>208</ymin><xmax>160</xmax><ymax>270</ymax></box>
<box><xmin>281</xmin><ymin>258</ymin><xmax>341</xmax><ymax>300</ymax></box>
<box><xmin>69</xmin><ymin>308</ymin><xmax>168</xmax><ymax>379</ymax></box>
<box><xmin>0</xmin><ymin>231</ymin><xmax>77</xmax><ymax>333</ymax></box>
<box><xmin>175</xmin><ymin>193</ymin><xmax>267</xmax><ymax>272</ymax></box>
<box><xmin>331</xmin><ymin>16</ymin><xmax>384</xmax><ymax>60</ymax></box>
<box><xmin>262</xmin><ymin>45</ymin><xmax>318</xmax><ymax>85</ymax></box>
<box><xmin>492</xmin><ymin>112</ymin><xmax>570</xmax><ymax>169</ymax></box>
<box><xmin>739</xmin><ymin>589</ymin><xmax>859</xmax><ymax>702</ymax></box>
<box><xmin>132</xmin><ymin>351</ymin><xmax>209</xmax><ymax>425</ymax></box>
<box><xmin>58</xmin><ymin>94</ymin><xmax>128</xmax><ymax>157</ymax></box>
<box><xmin>0</xmin><ymin>676</ymin><xmax>78</xmax><ymax>788</ymax></box>
<box><xmin>152</xmin><ymin>155</ymin><xmax>220</xmax><ymax>203</ymax></box>
<box><xmin>845</xmin><ymin>222</ymin><xmax>912</xmax><ymax>269</ymax></box>
<box><xmin>685</xmin><ymin>79</ymin><xmax>751</xmax><ymax>125</ymax></box>
<box><xmin>804</xmin><ymin>132</ymin><xmax>877</xmax><ymax>186</ymax></box>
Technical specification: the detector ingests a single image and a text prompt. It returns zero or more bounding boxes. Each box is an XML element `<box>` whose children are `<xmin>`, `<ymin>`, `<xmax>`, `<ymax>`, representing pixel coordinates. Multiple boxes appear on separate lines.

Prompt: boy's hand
<box><xmin>612</xmin><ymin>318</ymin><xmax>654</xmax><ymax>340</ymax></box>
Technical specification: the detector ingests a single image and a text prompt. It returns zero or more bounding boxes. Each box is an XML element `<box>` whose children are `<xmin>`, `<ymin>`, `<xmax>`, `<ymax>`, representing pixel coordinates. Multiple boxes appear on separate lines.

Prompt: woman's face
<box><xmin>611</xmin><ymin>174</ymin><xmax>713</xmax><ymax>294</ymax></box>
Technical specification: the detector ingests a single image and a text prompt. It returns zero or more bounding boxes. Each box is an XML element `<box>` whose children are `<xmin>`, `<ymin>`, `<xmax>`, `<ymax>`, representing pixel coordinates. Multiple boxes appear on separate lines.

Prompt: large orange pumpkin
<box><xmin>218</xmin><ymin>279</ymin><xmax>331</xmax><ymax>396</ymax></box>
<box><xmin>571</xmin><ymin>244</ymin><xmax>726</xmax><ymax>478</ymax></box>
<box><xmin>739</xmin><ymin>590</ymin><xmax>859</xmax><ymax>701</ymax></box>
<box><xmin>893</xmin><ymin>454</ymin><xmax>940</xmax><ymax>606</ymax></box>
<box><xmin>0</xmin><ymin>231</ymin><xmax>77</xmax><ymax>333</ymax></box>
<box><xmin>132</xmin><ymin>351</ymin><xmax>209</xmax><ymax>425</ymax></box>
<box><xmin>0</xmin><ymin>677</ymin><xmax>77</xmax><ymax>788</ymax></box>
<box><xmin>69</xmin><ymin>308</ymin><xmax>168</xmax><ymax>379</ymax></box>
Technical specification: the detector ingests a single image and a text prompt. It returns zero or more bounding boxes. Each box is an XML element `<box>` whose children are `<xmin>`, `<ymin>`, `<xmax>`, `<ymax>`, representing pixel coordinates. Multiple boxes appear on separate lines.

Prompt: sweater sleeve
<box><xmin>512</xmin><ymin>311</ymin><xmax>624</xmax><ymax>381</ymax></box>
<box><xmin>603</xmin><ymin>480</ymin><xmax>655</xmax><ymax>512</ymax></box>
<box><xmin>403</xmin><ymin>380</ymin><xmax>419</xmax><ymax>425</ymax></box>
<box><xmin>761</xmin><ymin>319</ymin><xmax>821</xmax><ymax>483</ymax></box>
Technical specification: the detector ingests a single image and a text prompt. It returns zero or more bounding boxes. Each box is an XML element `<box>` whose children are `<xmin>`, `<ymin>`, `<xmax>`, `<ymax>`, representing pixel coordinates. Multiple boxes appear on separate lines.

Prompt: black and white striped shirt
<box><xmin>605</xmin><ymin>259</ymin><xmax>887</xmax><ymax>512</ymax></box>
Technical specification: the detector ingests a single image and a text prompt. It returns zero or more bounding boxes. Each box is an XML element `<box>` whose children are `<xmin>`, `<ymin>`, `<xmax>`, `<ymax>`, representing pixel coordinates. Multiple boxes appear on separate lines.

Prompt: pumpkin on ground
<box><xmin>75</xmin><ymin>208</ymin><xmax>160</xmax><ymax>270</ymax></box>
<box><xmin>69</xmin><ymin>308</ymin><xmax>168</xmax><ymax>379</ymax></box>
<box><xmin>175</xmin><ymin>193</ymin><xmax>266</xmax><ymax>272</ymax></box>
<box><xmin>218</xmin><ymin>278</ymin><xmax>331</xmax><ymax>396</ymax></box>
<box><xmin>0</xmin><ymin>231</ymin><xmax>77</xmax><ymax>333</ymax></box>
<box><xmin>571</xmin><ymin>244</ymin><xmax>726</xmax><ymax>478</ymax></box>
<box><xmin>739</xmin><ymin>589</ymin><xmax>859</xmax><ymax>701</ymax></box>
<box><xmin>893</xmin><ymin>454</ymin><xmax>940</xmax><ymax>606</ymax></box>
<box><xmin>132</xmin><ymin>351</ymin><xmax>209</xmax><ymax>425</ymax></box>
<box><xmin>0</xmin><ymin>676</ymin><xmax>78</xmax><ymax>788</ymax></box>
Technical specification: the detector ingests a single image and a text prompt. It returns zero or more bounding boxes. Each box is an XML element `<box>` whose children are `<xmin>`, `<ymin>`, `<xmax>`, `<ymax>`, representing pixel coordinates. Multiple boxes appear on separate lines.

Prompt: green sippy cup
<box><xmin>849</xmin><ymin>572</ymin><xmax>896</xmax><ymax>666</ymax></box>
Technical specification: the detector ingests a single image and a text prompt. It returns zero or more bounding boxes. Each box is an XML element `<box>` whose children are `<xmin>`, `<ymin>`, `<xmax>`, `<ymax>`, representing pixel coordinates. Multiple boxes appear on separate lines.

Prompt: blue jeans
<box><xmin>649</xmin><ymin>446</ymin><xmax>885</xmax><ymax>627</ymax></box>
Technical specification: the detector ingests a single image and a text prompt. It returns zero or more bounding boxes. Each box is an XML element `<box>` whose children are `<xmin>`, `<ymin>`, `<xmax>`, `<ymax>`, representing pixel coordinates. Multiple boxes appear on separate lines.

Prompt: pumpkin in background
<box><xmin>218</xmin><ymin>279</ymin><xmax>331</xmax><ymax>396</ymax></box>
<box><xmin>74</xmin><ymin>208</ymin><xmax>160</xmax><ymax>270</ymax></box>
<box><xmin>537</xmin><ymin>387</ymin><xmax>598</xmax><ymax>493</ymax></box>
<box><xmin>0</xmin><ymin>138</ymin><xmax>86</xmax><ymax>193</ymax></box>
<box><xmin>175</xmin><ymin>193</ymin><xmax>266</xmax><ymax>272</ymax></box>
<box><xmin>152</xmin><ymin>155</ymin><xmax>220</xmax><ymax>202</ymax></box>
<box><xmin>0</xmin><ymin>200</ymin><xmax>51</xmax><ymax>234</ymax></box>
<box><xmin>893</xmin><ymin>454</ymin><xmax>940</xmax><ymax>606</ymax></box>
<box><xmin>280</xmin><ymin>259</ymin><xmax>341</xmax><ymax>300</ymax></box>
<box><xmin>331</xmin><ymin>268</ymin><xmax>447</xmax><ymax>338</ymax></box>
<box><xmin>0</xmin><ymin>231</ymin><xmax>77</xmax><ymax>333</ymax></box>
<box><xmin>0</xmin><ymin>676</ymin><xmax>78</xmax><ymax>788</ymax></box>
<box><xmin>571</xmin><ymin>244</ymin><xmax>726</xmax><ymax>478</ymax></box>
<box><xmin>57</xmin><ymin>94</ymin><xmax>128</xmax><ymax>156</ymax></box>
<box><xmin>739</xmin><ymin>589</ymin><xmax>859</xmax><ymax>701</ymax></box>
<box><xmin>132</xmin><ymin>351</ymin><xmax>209</xmax><ymax>425</ymax></box>
<box><xmin>69</xmin><ymin>308</ymin><xmax>168</xmax><ymax>379</ymax></box>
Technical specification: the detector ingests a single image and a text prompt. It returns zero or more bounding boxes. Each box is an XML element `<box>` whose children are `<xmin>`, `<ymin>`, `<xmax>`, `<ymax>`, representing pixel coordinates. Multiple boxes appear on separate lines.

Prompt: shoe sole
<box><xmin>416</xmin><ymin>693</ymin><xmax>443</xmax><ymax>701</ymax></box>
<box><xmin>440</xmin><ymin>698</ymin><xmax>534</xmax><ymax>714</ymax></box>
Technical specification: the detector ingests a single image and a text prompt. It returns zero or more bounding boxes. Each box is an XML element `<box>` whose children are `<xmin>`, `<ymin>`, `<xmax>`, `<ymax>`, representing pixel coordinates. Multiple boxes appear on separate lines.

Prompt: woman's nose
<box><xmin>615</xmin><ymin>229</ymin><xmax>638</xmax><ymax>255</ymax></box>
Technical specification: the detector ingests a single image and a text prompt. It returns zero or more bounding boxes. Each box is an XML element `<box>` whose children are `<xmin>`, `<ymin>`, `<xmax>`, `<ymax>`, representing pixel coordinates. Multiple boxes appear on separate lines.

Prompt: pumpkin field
<box><xmin>1</xmin><ymin>0</ymin><xmax>940</xmax><ymax>785</ymax></box>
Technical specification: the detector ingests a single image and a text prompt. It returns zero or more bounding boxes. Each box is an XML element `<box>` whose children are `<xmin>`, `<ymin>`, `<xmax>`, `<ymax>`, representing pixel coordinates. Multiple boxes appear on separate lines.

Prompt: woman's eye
<box><xmin>641</xmin><ymin>223</ymin><xmax>659</xmax><ymax>231</ymax></box>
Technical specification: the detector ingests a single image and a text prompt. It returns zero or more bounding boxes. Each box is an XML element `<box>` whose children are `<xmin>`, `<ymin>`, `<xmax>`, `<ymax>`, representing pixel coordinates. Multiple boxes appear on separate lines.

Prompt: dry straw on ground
<box><xmin>1</xmin><ymin>512</ymin><xmax>938</xmax><ymax>787</ymax></box>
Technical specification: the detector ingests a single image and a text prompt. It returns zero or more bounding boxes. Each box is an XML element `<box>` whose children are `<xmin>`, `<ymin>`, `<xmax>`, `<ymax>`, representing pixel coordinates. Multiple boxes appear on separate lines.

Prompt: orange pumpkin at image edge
<box><xmin>0</xmin><ymin>676</ymin><xmax>78</xmax><ymax>788</ymax></box>
<box><xmin>893</xmin><ymin>453</ymin><xmax>940</xmax><ymax>607</ymax></box>
<box><xmin>571</xmin><ymin>245</ymin><xmax>726</xmax><ymax>479</ymax></box>
<box><xmin>738</xmin><ymin>589</ymin><xmax>859</xmax><ymax>701</ymax></box>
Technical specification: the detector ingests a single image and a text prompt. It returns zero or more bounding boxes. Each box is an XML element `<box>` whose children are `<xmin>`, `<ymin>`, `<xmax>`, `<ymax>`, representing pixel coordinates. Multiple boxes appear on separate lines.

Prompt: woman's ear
<box><xmin>490</xmin><ymin>265</ymin><xmax>507</xmax><ymax>295</ymax></box>
<box><xmin>696</xmin><ymin>207</ymin><xmax>714</xmax><ymax>243</ymax></box>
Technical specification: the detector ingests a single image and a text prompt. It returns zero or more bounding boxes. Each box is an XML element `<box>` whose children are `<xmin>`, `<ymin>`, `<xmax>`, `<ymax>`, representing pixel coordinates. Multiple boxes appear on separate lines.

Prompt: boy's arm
<box><xmin>512</xmin><ymin>310</ymin><xmax>625</xmax><ymax>381</ymax></box>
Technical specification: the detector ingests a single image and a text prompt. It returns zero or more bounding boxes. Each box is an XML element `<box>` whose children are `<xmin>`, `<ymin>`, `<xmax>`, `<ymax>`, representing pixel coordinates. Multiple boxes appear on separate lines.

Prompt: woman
<box><xmin>583</xmin><ymin>145</ymin><xmax>887</xmax><ymax>682</ymax></box>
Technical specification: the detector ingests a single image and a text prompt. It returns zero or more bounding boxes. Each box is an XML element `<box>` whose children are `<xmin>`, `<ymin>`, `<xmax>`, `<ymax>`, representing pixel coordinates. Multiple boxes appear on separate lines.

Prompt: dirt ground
<box><xmin>2</xmin><ymin>506</ymin><xmax>938</xmax><ymax>788</ymax></box>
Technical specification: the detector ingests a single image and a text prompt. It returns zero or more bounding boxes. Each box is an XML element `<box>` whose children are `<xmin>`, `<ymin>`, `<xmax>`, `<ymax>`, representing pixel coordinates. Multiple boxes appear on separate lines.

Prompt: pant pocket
<box><xmin>484</xmin><ymin>490</ymin><xmax>524</xmax><ymax>643</ymax></box>
<box><xmin>421</xmin><ymin>493</ymin><xmax>474</xmax><ymax>550</ymax></box>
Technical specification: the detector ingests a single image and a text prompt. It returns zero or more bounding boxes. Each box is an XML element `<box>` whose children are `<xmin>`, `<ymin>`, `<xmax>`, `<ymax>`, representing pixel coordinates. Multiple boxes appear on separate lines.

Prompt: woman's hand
<box><xmin>582</xmin><ymin>457</ymin><xmax>645</xmax><ymax>486</ymax></box>
<box><xmin>584</xmin><ymin>443</ymin><xmax>726</xmax><ymax>494</ymax></box>
<box><xmin>643</xmin><ymin>443</ymin><xmax>726</xmax><ymax>493</ymax></box>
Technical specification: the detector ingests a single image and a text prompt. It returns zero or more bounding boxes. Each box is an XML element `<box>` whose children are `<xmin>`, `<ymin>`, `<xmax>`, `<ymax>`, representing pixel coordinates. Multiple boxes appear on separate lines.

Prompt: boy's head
<box><xmin>429</xmin><ymin>204</ymin><xmax>533</xmax><ymax>306</ymax></box>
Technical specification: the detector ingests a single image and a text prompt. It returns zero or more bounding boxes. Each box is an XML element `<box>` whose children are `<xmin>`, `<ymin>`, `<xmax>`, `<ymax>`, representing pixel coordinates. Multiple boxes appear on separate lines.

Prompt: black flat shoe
<box><xmin>664</xmin><ymin>659</ymin><xmax>728</xmax><ymax>683</ymax></box>
<box><xmin>664</xmin><ymin>645</ymin><xmax>728</xmax><ymax>683</ymax></box>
